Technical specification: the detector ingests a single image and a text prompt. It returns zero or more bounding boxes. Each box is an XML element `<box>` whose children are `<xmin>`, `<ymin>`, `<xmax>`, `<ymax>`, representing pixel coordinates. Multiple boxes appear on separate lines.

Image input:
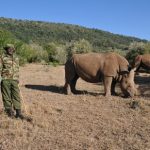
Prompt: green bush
<box><xmin>126</xmin><ymin>49</ymin><xmax>144</xmax><ymax>64</ymax></box>
<box><xmin>44</xmin><ymin>42</ymin><xmax>58</xmax><ymax>62</ymax></box>
<box><xmin>66</xmin><ymin>39</ymin><xmax>92</xmax><ymax>59</ymax></box>
<box><xmin>144</xmin><ymin>42</ymin><xmax>150</xmax><ymax>53</ymax></box>
<box><xmin>48</xmin><ymin>61</ymin><xmax>59</xmax><ymax>67</ymax></box>
<box><xmin>125</xmin><ymin>42</ymin><xmax>145</xmax><ymax>63</ymax></box>
<box><xmin>0</xmin><ymin>29</ymin><xmax>15</xmax><ymax>54</ymax></box>
<box><xmin>15</xmin><ymin>42</ymin><xmax>49</xmax><ymax>64</ymax></box>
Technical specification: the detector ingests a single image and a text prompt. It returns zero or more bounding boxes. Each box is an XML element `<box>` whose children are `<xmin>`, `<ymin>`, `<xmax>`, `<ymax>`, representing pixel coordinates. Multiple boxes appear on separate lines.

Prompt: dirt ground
<box><xmin>0</xmin><ymin>64</ymin><xmax>150</xmax><ymax>150</ymax></box>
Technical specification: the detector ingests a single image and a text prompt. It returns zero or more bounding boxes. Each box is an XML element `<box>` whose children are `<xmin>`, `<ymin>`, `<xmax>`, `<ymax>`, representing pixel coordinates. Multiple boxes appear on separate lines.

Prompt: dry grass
<box><xmin>0</xmin><ymin>64</ymin><xmax>150</xmax><ymax>150</ymax></box>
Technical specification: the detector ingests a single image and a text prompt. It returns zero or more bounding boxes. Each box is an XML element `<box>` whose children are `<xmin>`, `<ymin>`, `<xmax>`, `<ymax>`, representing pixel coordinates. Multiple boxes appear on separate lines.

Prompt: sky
<box><xmin>0</xmin><ymin>0</ymin><xmax>150</xmax><ymax>40</ymax></box>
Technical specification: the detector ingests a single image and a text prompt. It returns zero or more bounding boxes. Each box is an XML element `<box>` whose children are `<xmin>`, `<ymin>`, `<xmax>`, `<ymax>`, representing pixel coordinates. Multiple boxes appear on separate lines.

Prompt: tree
<box><xmin>144</xmin><ymin>42</ymin><xmax>150</xmax><ymax>54</ymax></box>
<box><xmin>126</xmin><ymin>42</ymin><xmax>146</xmax><ymax>64</ymax></box>
<box><xmin>0</xmin><ymin>29</ymin><xmax>15</xmax><ymax>53</ymax></box>
<box><xmin>66</xmin><ymin>39</ymin><xmax>92</xmax><ymax>59</ymax></box>
<box><xmin>44</xmin><ymin>42</ymin><xmax>58</xmax><ymax>62</ymax></box>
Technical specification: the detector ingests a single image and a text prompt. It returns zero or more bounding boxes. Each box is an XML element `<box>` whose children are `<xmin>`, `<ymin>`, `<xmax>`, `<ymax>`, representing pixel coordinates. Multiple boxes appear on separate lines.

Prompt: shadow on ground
<box><xmin>135</xmin><ymin>75</ymin><xmax>150</xmax><ymax>97</ymax></box>
<box><xmin>25</xmin><ymin>84</ymin><xmax>103</xmax><ymax>96</ymax></box>
<box><xmin>25</xmin><ymin>84</ymin><xmax>63</xmax><ymax>94</ymax></box>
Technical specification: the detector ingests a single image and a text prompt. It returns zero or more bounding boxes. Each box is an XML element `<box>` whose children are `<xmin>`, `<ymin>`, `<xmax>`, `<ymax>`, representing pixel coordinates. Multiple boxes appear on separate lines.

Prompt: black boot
<box><xmin>5</xmin><ymin>109</ymin><xmax>15</xmax><ymax>118</ymax></box>
<box><xmin>15</xmin><ymin>109</ymin><xmax>25</xmax><ymax>120</ymax></box>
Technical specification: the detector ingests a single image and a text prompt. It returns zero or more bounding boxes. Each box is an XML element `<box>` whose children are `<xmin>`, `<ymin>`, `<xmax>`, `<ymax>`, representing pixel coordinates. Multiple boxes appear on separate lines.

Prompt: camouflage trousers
<box><xmin>1</xmin><ymin>79</ymin><xmax>21</xmax><ymax>110</ymax></box>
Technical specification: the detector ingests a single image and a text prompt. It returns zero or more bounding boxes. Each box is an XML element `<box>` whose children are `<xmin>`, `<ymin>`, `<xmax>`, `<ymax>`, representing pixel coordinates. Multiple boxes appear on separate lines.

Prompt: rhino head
<box><xmin>120</xmin><ymin>68</ymin><xmax>139</xmax><ymax>97</ymax></box>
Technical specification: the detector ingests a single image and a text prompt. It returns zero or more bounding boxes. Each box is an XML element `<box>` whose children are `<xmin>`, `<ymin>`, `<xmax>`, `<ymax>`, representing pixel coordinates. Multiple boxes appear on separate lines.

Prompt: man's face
<box><xmin>6</xmin><ymin>47</ymin><xmax>14</xmax><ymax>55</ymax></box>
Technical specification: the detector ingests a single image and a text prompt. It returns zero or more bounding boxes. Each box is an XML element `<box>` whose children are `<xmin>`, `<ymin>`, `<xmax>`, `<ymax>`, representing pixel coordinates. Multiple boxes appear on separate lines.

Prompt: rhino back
<box><xmin>132</xmin><ymin>55</ymin><xmax>142</xmax><ymax>68</ymax></box>
<box><xmin>70</xmin><ymin>52</ymin><xmax>129</xmax><ymax>83</ymax></box>
<box><xmin>141</xmin><ymin>54</ymin><xmax>150</xmax><ymax>68</ymax></box>
<box><xmin>73</xmin><ymin>53</ymin><xmax>104</xmax><ymax>82</ymax></box>
<box><xmin>102</xmin><ymin>52</ymin><xmax>129</xmax><ymax>77</ymax></box>
<box><xmin>115</xmin><ymin>53</ymin><xmax>129</xmax><ymax>72</ymax></box>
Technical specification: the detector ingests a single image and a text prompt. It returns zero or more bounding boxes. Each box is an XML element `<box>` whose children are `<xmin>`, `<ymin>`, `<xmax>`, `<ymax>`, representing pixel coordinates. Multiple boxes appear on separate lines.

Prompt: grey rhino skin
<box><xmin>132</xmin><ymin>54</ymin><xmax>150</xmax><ymax>72</ymax></box>
<box><xmin>64</xmin><ymin>52</ymin><xmax>137</xmax><ymax>97</ymax></box>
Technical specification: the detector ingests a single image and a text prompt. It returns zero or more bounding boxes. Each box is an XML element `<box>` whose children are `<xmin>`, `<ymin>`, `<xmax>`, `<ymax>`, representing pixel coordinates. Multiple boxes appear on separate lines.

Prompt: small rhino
<box><xmin>132</xmin><ymin>54</ymin><xmax>150</xmax><ymax>72</ymax></box>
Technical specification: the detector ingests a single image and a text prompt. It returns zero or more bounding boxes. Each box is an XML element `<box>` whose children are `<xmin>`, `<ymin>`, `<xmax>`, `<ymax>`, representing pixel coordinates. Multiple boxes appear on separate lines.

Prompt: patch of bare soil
<box><xmin>0</xmin><ymin>64</ymin><xmax>150</xmax><ymax>150</ymax></box>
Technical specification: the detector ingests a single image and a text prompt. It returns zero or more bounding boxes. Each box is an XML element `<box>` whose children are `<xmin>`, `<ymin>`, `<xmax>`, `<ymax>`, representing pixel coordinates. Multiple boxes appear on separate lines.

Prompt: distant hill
<box><xmin>0</xmin><ymin>17</ymin><xmax>147</xmax><ymax>50</ymax></box>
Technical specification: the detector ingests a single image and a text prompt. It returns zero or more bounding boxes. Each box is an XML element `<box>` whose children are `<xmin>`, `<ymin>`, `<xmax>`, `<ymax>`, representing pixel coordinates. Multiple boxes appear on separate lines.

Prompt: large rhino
<box><xmin>132</xmin><ymin>54</ymin><xmax>150</xmax><ymax>72</ymax></box>
<box><xmin>64</xmin><ymin>52</ymin><xmax>137</xmax><ymax>97</ymax></box>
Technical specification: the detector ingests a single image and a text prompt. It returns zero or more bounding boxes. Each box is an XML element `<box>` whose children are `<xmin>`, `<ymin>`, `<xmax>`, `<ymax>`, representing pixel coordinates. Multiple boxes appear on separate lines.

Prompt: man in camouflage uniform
<box><xmin>0</xmin><ymin>44</ymin><xmax>24</xmax><ymax>119</ymax></box>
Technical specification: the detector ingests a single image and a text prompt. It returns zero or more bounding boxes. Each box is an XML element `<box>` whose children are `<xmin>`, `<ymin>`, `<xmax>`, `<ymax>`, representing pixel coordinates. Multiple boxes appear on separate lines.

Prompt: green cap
<box><xmin>4</xmin><ymin>44</ymin><xmax>15</xmax><ymax>50</ymax></box>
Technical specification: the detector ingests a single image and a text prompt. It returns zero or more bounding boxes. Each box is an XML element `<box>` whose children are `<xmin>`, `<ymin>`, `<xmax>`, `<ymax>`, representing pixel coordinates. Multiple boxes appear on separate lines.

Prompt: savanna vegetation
<box><xmin>0</xmin><ymin>17</ymin><xmax>150</xmax><ymax>150</ymax></box>
<box><xmin>0</xmin><ymin>17</ymin><xmax>149</xmax><ymax>65</ymax></box>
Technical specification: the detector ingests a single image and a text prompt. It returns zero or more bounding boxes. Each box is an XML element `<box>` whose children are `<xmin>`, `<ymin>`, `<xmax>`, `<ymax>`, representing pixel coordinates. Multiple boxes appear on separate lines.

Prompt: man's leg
<box><xmin>104</xmin><ymin>76</ymin><xmax>113</xmax><ymax>97</ymax></box>
<box><xmin>11</xmin><ymin>80</ymin><xmax>24</xmax><ymax>119</ymax></box>
<box><xmin>1</xmin><ymin>80</ymin><xmax>14</xmax><ymax>117</ymax></box>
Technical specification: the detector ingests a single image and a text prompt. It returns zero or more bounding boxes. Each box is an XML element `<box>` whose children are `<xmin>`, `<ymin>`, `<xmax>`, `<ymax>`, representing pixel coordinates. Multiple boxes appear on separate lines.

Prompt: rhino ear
<box><xmin>128</xmin><ymin>68</ymin><xmax>136</xmax><ymax>80</ymax></box>
<box><xmin>120</xmin><ymin>65</ymin><xmax>134</xmax><ymax>74</ymax></box>
<box><xmin>119</xmin><ymin>65</ymin><xmax>131</xmax><ymax>75</ymax></box>
<box><xmin>128</xmin><ymin>65</ymin><xmax>132</xmax><ymax>72</ymax></box>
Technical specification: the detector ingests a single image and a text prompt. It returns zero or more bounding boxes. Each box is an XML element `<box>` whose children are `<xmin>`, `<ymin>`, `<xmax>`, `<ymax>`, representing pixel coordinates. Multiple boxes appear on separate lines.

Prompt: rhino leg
<box><xmin>64</xmin><ymin>60</ymin><xmax>75</xmax><ymax>94</ymax></box>
<box><xmin>104</xmin><ymin>76</ymin><xmax>113</xmax><ymax>97</ymax></box>
<box><xmin>111</xmin><ymin>80</ymin><xmax>118</xmax><ymax>96</ymax></box>
<box><xmin>64</xmin><ymin>60</ymin><xmax>79</xmax><ymax>94</ymax></box>
<box><xmin>70</xmin><ymin>74</ymin><xmax>79</xmax><ymax>94</ymax></box>
<box><xmin>63</xmin><ymin>82</ymin><xmax>71</xmax><ymax>95</ymax></box>
<box><xmin>64</xmin><ymin>74</ymin><xmax>79</xmax><ymax>94</ymax></box>
<box><xmin>135</xmin><ymin>65</ymin><xmax>141</xmax><ymax>72</ymax></box>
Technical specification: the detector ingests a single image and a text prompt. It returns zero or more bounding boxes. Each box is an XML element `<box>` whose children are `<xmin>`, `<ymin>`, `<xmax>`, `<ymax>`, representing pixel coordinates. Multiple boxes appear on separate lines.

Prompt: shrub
<box><xmin>126</xmin><ymin>42</ymin><xmax>145</xmax><ymax>64</ymax></box>
<box><xmin>66</xmin><ymin>39</ymin><xmax>92</xmax><ymax>59</ymax></box>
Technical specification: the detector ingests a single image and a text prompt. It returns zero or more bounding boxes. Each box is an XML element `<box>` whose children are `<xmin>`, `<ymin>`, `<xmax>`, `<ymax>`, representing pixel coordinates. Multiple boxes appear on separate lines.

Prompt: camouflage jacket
<box><xmin>0</xmin><ymin>52</ymin><xmax>19</xmax><ymax>80</ymax></box>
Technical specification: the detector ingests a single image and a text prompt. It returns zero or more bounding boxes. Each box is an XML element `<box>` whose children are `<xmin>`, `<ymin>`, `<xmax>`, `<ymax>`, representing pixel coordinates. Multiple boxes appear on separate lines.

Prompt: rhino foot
<box><xmin>111</xmin><ymin>92</ymin><xmax>119</xmax><ymax>96</ymax></box>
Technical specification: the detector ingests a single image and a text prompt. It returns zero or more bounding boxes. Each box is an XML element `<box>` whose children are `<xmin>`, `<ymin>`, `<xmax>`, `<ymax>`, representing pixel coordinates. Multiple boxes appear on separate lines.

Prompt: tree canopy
<box><xmin>0</xmin><ymin>17</ymin><xmax>149</xmax><ymax>65</ymax></box>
